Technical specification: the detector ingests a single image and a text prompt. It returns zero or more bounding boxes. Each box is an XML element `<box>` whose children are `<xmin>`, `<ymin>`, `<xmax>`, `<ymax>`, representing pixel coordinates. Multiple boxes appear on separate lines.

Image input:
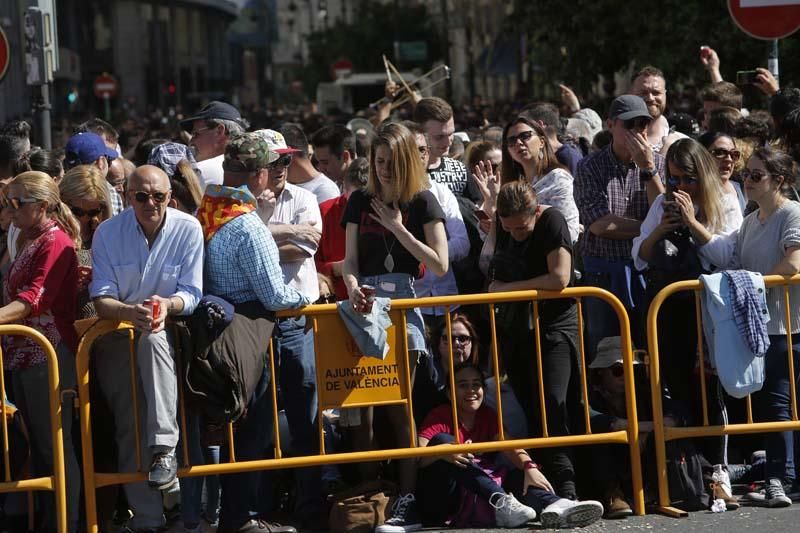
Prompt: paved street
<box><xmin>444</xmin><ymin>504</ymin><xmax>800</xmax><ymax>532</ymax></box>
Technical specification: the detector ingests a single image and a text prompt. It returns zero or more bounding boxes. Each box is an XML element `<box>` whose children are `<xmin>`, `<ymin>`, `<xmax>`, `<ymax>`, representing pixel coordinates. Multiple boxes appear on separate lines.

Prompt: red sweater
<box><xmin>316</xmin><ymin>194</ymin><xmax>348</xmax><ymax>301</ymax></box>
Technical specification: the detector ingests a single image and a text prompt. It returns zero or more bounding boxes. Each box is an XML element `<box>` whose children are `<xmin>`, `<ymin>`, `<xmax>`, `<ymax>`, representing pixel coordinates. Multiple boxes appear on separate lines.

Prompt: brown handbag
<box><xmin>329</xmin><ymin>480</ymin><xmax>399</xmax><ymax>533</ymax></box>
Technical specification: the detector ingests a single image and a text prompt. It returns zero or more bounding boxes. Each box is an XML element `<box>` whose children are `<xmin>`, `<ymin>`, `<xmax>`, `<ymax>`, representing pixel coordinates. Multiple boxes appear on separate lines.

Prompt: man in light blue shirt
<box><xmin>90</xmin><ymin>165</ymin><xmax>204</xmax><ymax>530</ymax></box>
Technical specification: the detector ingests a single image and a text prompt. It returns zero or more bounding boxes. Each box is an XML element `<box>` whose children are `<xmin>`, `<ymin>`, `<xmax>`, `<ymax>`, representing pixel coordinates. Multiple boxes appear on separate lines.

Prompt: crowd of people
<box><xmin>0</xmin><ymin>45</ymin><xmax>799</xmax><ymax>533</ymax></box>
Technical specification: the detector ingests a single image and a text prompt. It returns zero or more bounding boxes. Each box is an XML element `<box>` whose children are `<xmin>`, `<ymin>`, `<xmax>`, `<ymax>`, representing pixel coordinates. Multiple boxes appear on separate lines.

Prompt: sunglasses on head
<box><xmin>267</xmin><ymin>154</ymin><xmax>293</xmax><ymax>170</ymax></box>
<box><xmin>504</xmin><ymin>130</ymin><xmax>536</xmax><ymax>147</ymax></box>
<box><xmin>5</xmin><ymin>197</ymin><xmax>40</xmax><ymax>210</ymax></box>
<box><xmin>740</xmin><ymin>168</ymin><xmax>770</xmax><ymax>183</ymax></box>
<box><xmin>624</xmin><ymin>117</ymin><xmax>651</xmax><ymax>130</ymax></box>
<box><xmin>666</xmin><ymin>174</ymin><xmax>698</xmax><ymax>187</ymax></box>
<box><xmin>441</xmin><ymin>334</ymin><xmax>472</xmax><ymax>344</ymax></box>
<box><xmin>132</xmin><ymin>190</ymin><xmax>170</xmax><ymax>204</ymax></box>
<box><xmin>69</xmin><ymin>205</ymin><xmax>106</xmax><ymax>218</ymax></box>
<box><xmin>709</xmin><ymin>147</ymin><xmax>741</xmax><ymax>161</ymax></box>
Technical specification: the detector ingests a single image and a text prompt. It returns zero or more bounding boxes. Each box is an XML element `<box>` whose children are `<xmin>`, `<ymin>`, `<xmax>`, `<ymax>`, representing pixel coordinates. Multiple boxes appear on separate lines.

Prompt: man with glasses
<box><xmin>201</xmin><ymin>132</ymin><xmax>309</xmax><ymax>533</ymax></box>
<box><xmin>89</xmin><ymin>165</ymin><xmax>204</xmax><ymax>532</ymax></box>
<box><xmin>252</xmin><ymin>128</ymin><xmax>326</xmax><ymax>528</ymax></box>
<box><xmin>629</xmin><ymin>66</ymin><xmax>687</xmax><ymax>154</ymax></box>
<box><xmin>180</xmin><ymin>101</ymin><xmax>248</xmax><ymax>190</ymax></box>
<box><xmin>574</xmin><ymin>95</ymin><xmax>665</xmax><ymax>362</ymax></box>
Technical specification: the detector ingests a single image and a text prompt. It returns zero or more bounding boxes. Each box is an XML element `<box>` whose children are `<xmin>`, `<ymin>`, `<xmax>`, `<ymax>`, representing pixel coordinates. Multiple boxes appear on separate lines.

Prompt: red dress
<box><xmin>3</xmin><ymin>222</ymin><xmax>78</xmax><ymax>370</ymax></box>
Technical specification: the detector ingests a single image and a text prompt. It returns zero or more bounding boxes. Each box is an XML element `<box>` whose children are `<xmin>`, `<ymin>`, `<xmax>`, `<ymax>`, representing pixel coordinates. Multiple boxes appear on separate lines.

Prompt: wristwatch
<box><xmin>639</xmin><ymin>167</ymin><xmax>657</xmax><ymax>181</ymax></box>
<box><xmin>523</xmin><ymin>460</ymin><xmax>540</xmax><ymax>471</ymax></box>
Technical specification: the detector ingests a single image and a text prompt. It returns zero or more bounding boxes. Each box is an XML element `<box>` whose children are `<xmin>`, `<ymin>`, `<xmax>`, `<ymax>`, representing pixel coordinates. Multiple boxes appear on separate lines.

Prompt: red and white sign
<box><xmin>330</xmin><ymin>58</ymin><xmax>354</xmax><ymax>80</ymax></box>
<box><xmin>728</xmin><ymin>0</ymin><xmax>800</xmax><ymax>39</ymax></box>
<box><xmin>93</xmin><ymin>73</ymin><xmax>119</xmax><ymax>99</ymax></box>
<box><xmin>0</xmin><ymin>27</ymin><xmax>9</xmax><ymax>82</ymax></box>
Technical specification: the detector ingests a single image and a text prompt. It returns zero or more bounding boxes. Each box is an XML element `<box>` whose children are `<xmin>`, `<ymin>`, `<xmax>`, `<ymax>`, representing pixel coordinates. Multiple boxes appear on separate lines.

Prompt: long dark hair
<box><xmin>752</xmin><ymin>146</ymin><xmax>798</xmax><ymax>200</ymax></box>
<box><xmin>500</xmin><ymin>117</ymin><xmax>562</xmax><ymax>184</ymax></box>
<box><xmin>432</xmin><ymin>312</ymin><xmax>480</xmax><ymax>366</ymax></box>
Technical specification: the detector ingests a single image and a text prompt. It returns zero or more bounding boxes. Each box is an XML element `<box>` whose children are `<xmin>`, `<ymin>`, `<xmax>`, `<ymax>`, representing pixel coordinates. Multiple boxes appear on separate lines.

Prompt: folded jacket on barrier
<box><xmin>336</xmin><ymin>297</ymin><xmax>392</xmax><ymax>359</ymax></box>
<box><xmin>699</xmin><ymin>270</ymin><xmax>769</xmax><ymax>398</ymax></box>
<box><xmin>172</xmin><ymin>297</ymin><xmax>276</xmax><ymax>422</ymax></box>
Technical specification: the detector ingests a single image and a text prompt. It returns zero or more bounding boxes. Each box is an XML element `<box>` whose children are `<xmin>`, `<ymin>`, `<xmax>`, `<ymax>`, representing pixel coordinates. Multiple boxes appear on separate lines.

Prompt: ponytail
<box><xmin>52</xmin><ymin>200</ymin><xmax>82</xmax><ymax>249</ymax></box>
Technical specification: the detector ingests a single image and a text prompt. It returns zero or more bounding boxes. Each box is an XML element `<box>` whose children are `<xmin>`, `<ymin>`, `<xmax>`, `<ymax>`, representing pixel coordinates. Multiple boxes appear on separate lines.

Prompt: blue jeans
<box><xmin>218</xmin><ymin>366</ymin><xmax>273</xmax><ymax>529</ymax></box>
<box><xmin>262</xmin><ymin>316</ymin><xmax>322</xmax><ymax>517</ymax></box>
<box><xmin>178</xmin><ymin>414</ymin><xmax>220</xmax><ymax>526</ymax></box>
<box><xmin>754</xmin><ymin>334</ymin><xmax>800</xmax><ymax>482</ymax></box>
<box><xmin>417</xmin><ymin>433</ymin><xmax>560</xmax><ymax>525</ymax></box>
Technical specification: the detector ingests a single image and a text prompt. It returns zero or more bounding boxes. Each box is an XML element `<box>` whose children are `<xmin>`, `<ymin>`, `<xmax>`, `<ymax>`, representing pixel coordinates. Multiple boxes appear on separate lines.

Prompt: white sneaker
<box><xmin>540</xmin><ymin>498</ymin><xmax>604</xmax><ymax>529</ymax></box>
<box><xmin>490</xmin><ymin>492</ymin><xmax>537</xmax><ymax>527</ymax></box>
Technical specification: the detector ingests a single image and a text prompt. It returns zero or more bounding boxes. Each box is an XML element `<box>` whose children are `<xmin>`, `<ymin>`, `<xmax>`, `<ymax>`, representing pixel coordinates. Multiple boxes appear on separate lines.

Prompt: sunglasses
<box><xmin>709</xmin><ymin>148</ymin><xmax>741</xmax><ymax>161</ymax></box>
<box><xmin>624</xmin><ymin>117</ymin><xmax>651</xmax><ymax>130</ymax></box>
<box><xmin>418</xmin><ymin>146</ymin><xmax>429</xmax><ymax>155</ymax></box>
<box><xmin>740</xmin><ymin>168</ymin><xmax>770</xmax><ymax>183</ymax></box>
<box><xmin>504</xmin><ymin>130</ymin><xmax>536</xmax><ymax>147</ymax></box>
<box><xmin>666</xmin><ymin>174</ymin><xmax>698</xmax><ymax>187</ymax></box>
<box><xmin>267</xmin><ymin>154</ymin><xmax>293</xmax><ymax>170</ymax></box>
<box><xmin>316</xmin><ymin>294</ymin><xmax>336</xmax><ymax>304</ymax></box>
<box><xmin>441</xmin><ymin>334</ymin><xmax>472</xmax><ymax>344</ymax></box>
<box><xmin>5</xmin><ymin>197</ymin><xmax>40</xmax><ymax>210</ymax></box>
<box><xmin>132</xmin><ymin>190</ymin><xmax>170</xmax><ymax>204</ymax></box>
<box><xmin>190</xmin><ymin>126</ymin><xmax>214</xmax><ymax>138</ymax></box>
<box><xmin>69</xmin><ymin>205</ymin><xmax>106</xmax><ymax>218</ymax></box>
<box><xmin>609</xmin><ymin>364</ymin><xmax>624</xmax><ymax>378</ymax></box>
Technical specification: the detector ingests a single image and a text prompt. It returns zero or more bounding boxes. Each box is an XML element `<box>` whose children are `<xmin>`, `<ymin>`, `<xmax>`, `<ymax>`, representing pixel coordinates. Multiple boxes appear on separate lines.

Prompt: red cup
<box><xmin>360</xmin><ymin>285</ymin><xmax>376</xmax><ymax>313</ymax></box>
<box><xmin>143</xmin><ymin>298</ymin><xmax>161</xmax><ymax>329</ymax></box>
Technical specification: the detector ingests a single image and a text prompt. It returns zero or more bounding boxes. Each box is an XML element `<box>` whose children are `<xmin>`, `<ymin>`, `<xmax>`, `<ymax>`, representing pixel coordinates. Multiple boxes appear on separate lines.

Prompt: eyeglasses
<box><xmin>709</xmin><ymin>148</ymin><xmax>741</xmax><ymax>161</ymax></box>
<box><xmin>624</xmin><ymin>117</ymin><xmax>651</xmax><ymax>130</ymax></box>
<box><xmin>190</xmin><ymin>126</ymin><xmax>214</xmax><ymax>138</ymax></box>
<box><xmin>267</xmin><ymin>154</ymin><xmax>293</xmax><ymax>170</ymax></box>
<box><xmin>441</xmin><ymin>334</ymin><xmax>472</xmax><ymax>345</ymax></box>
<box><xmin>5</xmin><ymin>197</ymin><xmax>41</xmax><ymax>210</ymax></box>
<box><xmin>504</xmin><ymin>130</ymin><xmax>536</xmax><ymax>147</ymax></box>
<box><xmin>740</xmin><ymin>168</ymin><xmax>770</xmax><ymax>183</ymax></box>
<box><xmin>610</xmin><ymin>364</ymin><xmax>624</xmax><ymax>378</ymax></box>
<box><xmin>667</xmin><ymin>174</ymin><xmax>698</xmax><ymax>187</ymax></box>
<box><xmin>418</xmin><ymin>146</ymin><xmax>429</xmax><ymax>155</ymax></box>
<box><xmin>316</xmin><ymin>294</ymin><xmax>336</xmax><ymax>304</ymax></box>
<box><xmin>132</xmin><ymin>190</ymin><xmax>170</xmax><ymax>204</ymax></box>
<box><xmin>69</xmin><ymin>205</ymin><xmax>106</xmax><ymax>218</ymax></box>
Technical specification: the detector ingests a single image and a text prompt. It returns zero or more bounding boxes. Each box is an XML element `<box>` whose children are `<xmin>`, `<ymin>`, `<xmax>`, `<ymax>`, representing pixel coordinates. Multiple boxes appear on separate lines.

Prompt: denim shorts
<box><xmin>359</xmin><ymin>272</ymin><xmax>427</xmax><ymax>353</ymax></box>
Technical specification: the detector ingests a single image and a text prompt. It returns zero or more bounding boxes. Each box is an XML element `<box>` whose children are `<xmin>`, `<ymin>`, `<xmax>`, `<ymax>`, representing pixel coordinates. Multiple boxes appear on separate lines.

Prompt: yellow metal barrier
<box><xmin>78</xmin><ymin>287</ymin><xmax>644</xmax><ymax>532</ymax></box>
<box><xmin>647</xmin><ymin>274</ymin><xmax>800</xmax><ymax>517</ymax></box>
<box><xmin>0</xmin><ymin>325</ymin><xmax>67</xmax><ymax>533</ymax></box>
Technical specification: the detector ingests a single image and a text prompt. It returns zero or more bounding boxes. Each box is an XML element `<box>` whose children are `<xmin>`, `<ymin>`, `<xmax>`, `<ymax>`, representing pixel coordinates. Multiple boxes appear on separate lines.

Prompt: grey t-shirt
<box><xmin>703</xmin><ymin>201</ymin><xmax>800</xmax><ymax>335</ymax></box>
<box><xmin>295</xmin><ymin>174</ymin><xmax>340</xmax><ymax>204</ymax></box>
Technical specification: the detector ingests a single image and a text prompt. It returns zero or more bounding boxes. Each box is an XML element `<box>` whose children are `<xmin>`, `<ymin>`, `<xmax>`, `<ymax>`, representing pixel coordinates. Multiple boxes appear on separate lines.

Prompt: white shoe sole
<box><xmin>375</xmin><ymin>522</ymin><xmax>422</xmax><ymax>533</ymax></box>
<box><xmin>541</xmin><ymin>502</ymin><xmax>604</xmax><ymax>529</ymax></box>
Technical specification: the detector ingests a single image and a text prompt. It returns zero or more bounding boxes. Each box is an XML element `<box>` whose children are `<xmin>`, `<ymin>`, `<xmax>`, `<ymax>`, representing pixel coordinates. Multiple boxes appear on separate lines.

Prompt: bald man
<box><xmin>89</xmin><ymin>165</ymin><xmax>204</xmax><ymax>529</ymax></box>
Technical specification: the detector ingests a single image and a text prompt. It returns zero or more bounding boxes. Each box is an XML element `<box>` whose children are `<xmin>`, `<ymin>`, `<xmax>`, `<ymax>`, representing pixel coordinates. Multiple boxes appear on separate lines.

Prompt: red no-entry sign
<box><xmin>0</xmin><ymin>27</ymin><xmax>9</xmax><ymax>82</ymax></box>
<box><xmin>728</xmin><ymin>0</ymin><xmax>800</xmax><ymax>40</ymax></box>
<box><xmin>93</xmin><ymin>73</ymin><xmax>119</xmax><ymax>99</ymax></box>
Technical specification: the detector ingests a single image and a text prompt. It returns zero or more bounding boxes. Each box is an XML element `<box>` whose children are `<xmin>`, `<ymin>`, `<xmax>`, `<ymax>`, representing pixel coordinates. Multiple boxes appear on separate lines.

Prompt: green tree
<box><xmin>302</xmin><ymin>0</ymin><xmax>443</xmax><ymax>95</ymax></box>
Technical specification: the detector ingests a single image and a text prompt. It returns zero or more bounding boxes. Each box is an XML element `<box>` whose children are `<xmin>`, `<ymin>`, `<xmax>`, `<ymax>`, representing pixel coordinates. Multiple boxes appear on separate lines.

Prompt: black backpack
<box><xmin>665</xmin><ymin>440</ymin><xmax>711</xmax><ymax>511</ymax></box>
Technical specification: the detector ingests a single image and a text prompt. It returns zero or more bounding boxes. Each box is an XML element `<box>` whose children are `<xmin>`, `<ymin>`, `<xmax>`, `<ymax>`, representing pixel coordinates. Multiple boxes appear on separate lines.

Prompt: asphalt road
<box><xmin>443</xmin><ymin>504</ymin><xmax>800</xmax><ymax>532</ymax></box>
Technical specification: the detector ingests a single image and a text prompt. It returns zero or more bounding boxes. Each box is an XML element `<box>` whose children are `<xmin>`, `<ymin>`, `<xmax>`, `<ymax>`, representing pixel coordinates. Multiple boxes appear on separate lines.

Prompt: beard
<box><xmin>648</xmin><ymin>103</ymin><xmax>665</xmax><ymax>120</ymax></box>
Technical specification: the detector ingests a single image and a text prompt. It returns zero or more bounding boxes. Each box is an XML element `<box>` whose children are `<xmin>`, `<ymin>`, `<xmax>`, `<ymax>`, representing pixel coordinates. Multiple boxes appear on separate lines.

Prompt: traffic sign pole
<box><xmin>103</xmin><ymin>95</ymin><xmax>111</xmax><ymax>122</ymax></box>
<box><xmin>769</xmin><ymin>39</ymin><xmax>779</xmax><ymax>83</ymax></box>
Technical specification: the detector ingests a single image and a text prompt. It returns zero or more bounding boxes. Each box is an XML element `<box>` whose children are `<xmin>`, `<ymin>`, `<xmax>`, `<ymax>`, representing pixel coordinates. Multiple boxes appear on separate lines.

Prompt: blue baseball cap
<box><xmin>64</xmin><ymin>132</ymin><xmax>118</xmax><ymax>169</ymax></box>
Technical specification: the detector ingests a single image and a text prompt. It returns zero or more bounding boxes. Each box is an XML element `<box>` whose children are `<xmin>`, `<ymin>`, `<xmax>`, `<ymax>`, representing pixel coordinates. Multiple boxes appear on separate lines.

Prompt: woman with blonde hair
<box><xmin>2</xmin><ymin>170</ymin><xmax>81</xmax><ymax>532</ymax></box>
<box><xmin>342</xmin><ymin>121</ymin><xmax>448</xmax><ymax>532</ymax></box>
<box><xmin>59</xmin><ymin>164</ymin><xmax>110</xmax><ymax>248</ymax></box>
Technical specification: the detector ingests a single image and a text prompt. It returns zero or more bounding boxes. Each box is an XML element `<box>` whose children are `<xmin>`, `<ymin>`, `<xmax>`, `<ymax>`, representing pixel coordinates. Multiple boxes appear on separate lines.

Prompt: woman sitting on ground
<box><xmin>416</xmin><ymin>362</ymin><xmax>603</xmax><ymax>529</ymax></box>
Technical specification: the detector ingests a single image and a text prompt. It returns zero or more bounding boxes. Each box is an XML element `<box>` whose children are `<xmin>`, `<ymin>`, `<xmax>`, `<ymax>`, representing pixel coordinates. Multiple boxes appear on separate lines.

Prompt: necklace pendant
<box><xmin>384</xmin><ymin>253</ymin><xmax>395</xmax><ymax>272</ymax></box>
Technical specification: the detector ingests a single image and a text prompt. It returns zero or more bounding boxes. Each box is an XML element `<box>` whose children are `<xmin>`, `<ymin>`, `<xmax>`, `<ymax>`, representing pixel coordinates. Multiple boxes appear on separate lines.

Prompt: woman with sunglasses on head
<box><xmin>631</xmin><ymin>139</ymin><xmax>742</xmax><ymax>485</ymax></box>
<box><xmin>342</xmin><ymin>122</ymin><xmax>448</xmax><ymax>533</ymax></box>
<box><xmin>698</xmin><ymin>131</ymin><xmax>747</xmax><ymax>214</ymax></box>
<box><xmin>480</xmin><ymin>180</ymin><xmax>583</xmax><ymax>501</ymax></box>
<box><xmin>2</xmin><ymin>171</ymin><xmax>82</xmax><ymax>532</ymax></box>
<box><xmin>473</xmin><ymin>117</ymin><xmax>580</xmax><ymax>244</ymax></box>
<box><xmin>700</xmin><ymin>147</ymin><xmax>800</xmax><ymax>507</ymax></box>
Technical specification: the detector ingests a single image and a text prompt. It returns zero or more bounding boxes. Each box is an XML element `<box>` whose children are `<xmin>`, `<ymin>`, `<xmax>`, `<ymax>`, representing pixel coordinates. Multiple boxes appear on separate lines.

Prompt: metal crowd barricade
<box><xmin>0</xmin><ymin>325</ymin><xmax>68</xmax><ymax>533</ymax></box>
<box><xmin>647</xmin><ymin>274</ymin><xmax>800</xmax><ymax>517</ymax></box>
<box><xmin>77</xmin><ymin>287</ymin><xmax>645</xmax><ymax>532</ymax></box>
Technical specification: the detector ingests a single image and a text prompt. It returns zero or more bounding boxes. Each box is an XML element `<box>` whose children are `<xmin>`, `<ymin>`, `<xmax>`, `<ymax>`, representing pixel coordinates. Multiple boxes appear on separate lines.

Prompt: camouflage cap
<box><xmin>223</xmin><ymin>132</ymin><xmax>279</xmax><ymax>172</ymax></box>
